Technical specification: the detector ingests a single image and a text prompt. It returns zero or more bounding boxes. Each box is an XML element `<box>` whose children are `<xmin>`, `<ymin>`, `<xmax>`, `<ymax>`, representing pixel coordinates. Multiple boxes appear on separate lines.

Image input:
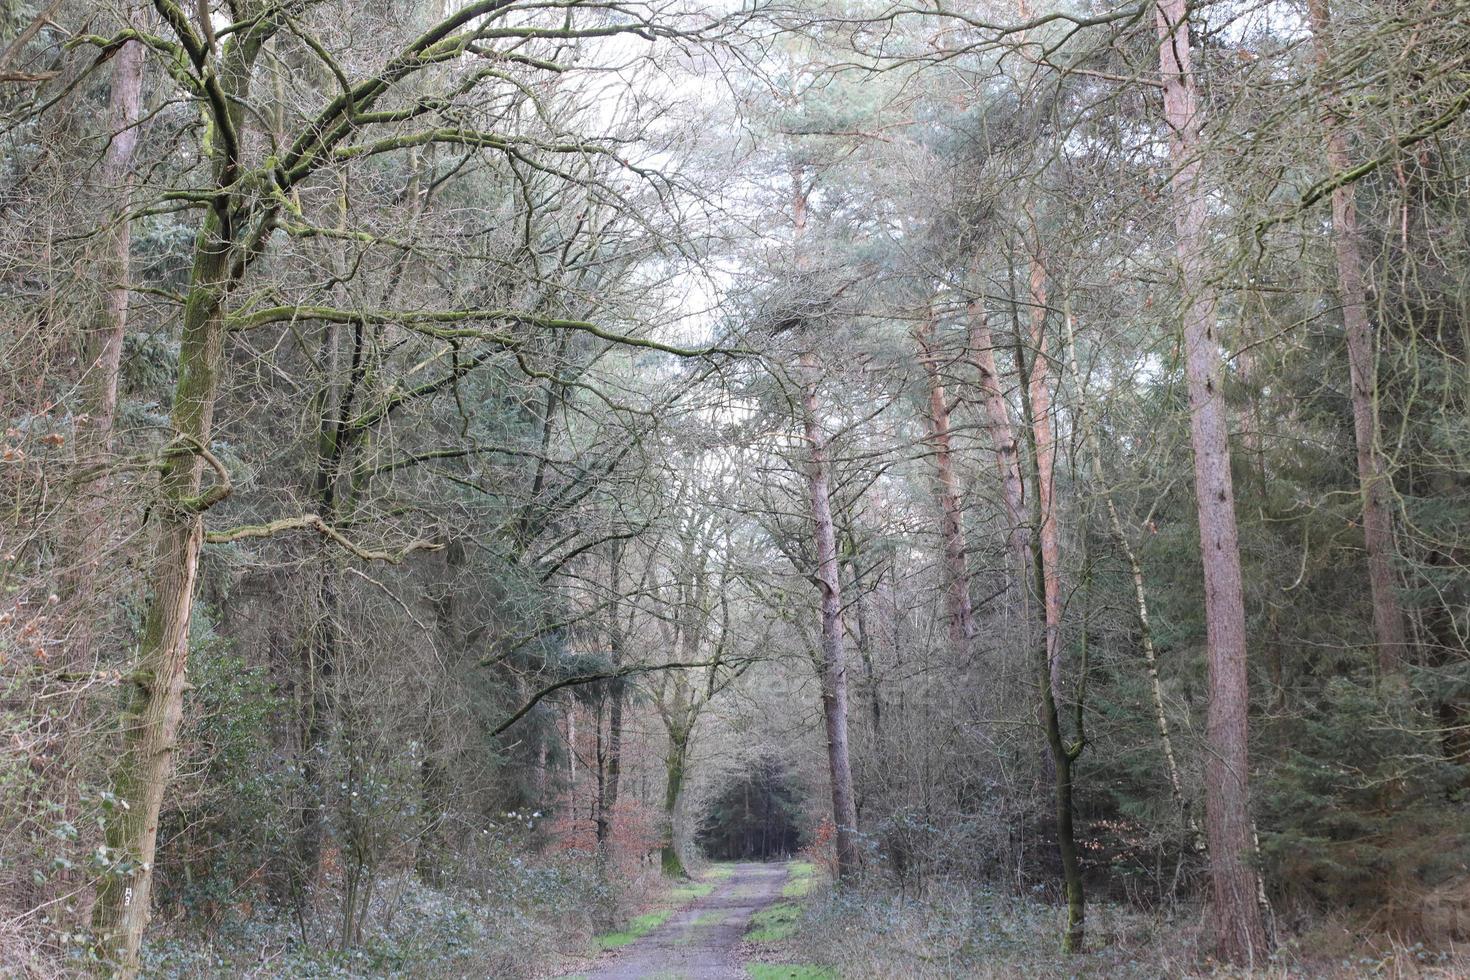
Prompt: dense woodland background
<box><xmin>3</xmin><ymin>0</ymin><xmax>1470</xmax><ymax>976</ymax></box>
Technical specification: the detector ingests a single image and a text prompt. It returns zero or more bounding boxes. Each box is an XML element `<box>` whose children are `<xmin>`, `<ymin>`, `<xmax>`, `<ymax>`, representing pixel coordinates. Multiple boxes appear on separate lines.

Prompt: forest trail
<box><xmin>569</xmin><ymin>862</ymin><xmax>788</xmax><ymax>980</ymax></box>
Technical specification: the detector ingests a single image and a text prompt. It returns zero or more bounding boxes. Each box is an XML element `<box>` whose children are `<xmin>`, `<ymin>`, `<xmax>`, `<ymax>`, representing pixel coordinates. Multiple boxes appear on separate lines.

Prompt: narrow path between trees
<box><xmin>568</xmin><ymin>862</ymin><xmax>789</xmax><ymax>980</ymax></box>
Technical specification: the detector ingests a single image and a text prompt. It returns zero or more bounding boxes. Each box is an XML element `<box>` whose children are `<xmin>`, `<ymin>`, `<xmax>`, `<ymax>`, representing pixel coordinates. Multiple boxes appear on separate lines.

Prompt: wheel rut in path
<box><xmin>573</xmin><ymin>861</ymin><xmax>788</xmax><ymax>980</ymax></box>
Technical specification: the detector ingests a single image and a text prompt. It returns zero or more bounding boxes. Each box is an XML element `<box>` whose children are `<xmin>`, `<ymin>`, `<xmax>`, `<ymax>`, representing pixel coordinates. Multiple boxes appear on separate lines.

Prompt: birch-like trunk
<box><xmin>1062</xmin><ymin>309</ymin><xmax>1193</xmax><ymax>836</ymax></box>
<box><xmin>1155</xmin><ymin>0</ymin><xmax>1269</xmax><ymax>962</ymax></box>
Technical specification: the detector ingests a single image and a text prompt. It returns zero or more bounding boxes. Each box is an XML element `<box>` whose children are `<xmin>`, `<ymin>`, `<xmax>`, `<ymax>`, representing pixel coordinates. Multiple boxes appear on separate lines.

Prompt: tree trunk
<box><xmin>91</xmin><ymin>24</ymin><xmax>269</xmax><ymax>968</ymax></box>
<box><xmin>296</xmin><ymin>294</ymin><xmax>367</xmax><ymax>901</ymax></box>
<box><xmin>800</xmin><ymin>354</ymin><xmax>860</xmax><ymax>880</ymax></box>
<box><xmin>92</xmin><ymin>232</ymin><xmax>234</xmax><ymax>975</ymax></box>
<box><xmin>1306</xmin><ymin>0</ymin><xmax>1408</xmax><ymax>674</ymax></box>
<box><xmin>1062</xmin><ymin>309</ymin><xmax>1193</xmax><ymax>837</ymax></box>
<box><xmin>1024</xmin><ymin>254</ymin><xmax>1065</xmax><ymax>707</ymax></box>
<box><xmin>841</xmin><ymin>541</ymin><xmax>882</xmax><ymax>743</ymax></box>
<box><xmin>1015</xmin><ymin>280</ymin><xmax>1084</xmax><ymax>954</ymax></box>
<box><xmin>1154</xmin><ymin>0</ymin><xmax>1270</xmax><ymax>963</ymax></box>
<box><xmin>915</xmin><ymin>317</ymin><xmax>976</xmax><ymax>655</ymax></box>
<box><xmin>661</xmin><ymin>726</ymin><xmax>689</xmax><ymax>877</ymax></box>
<box><xmin>601</xmin><ymin>683</ymin><xmax>623</xmax><ymax>843</ymax></box>
<box><xmin>598</xmin><ymin>543</ymin><xmax>626</xmax><ymax>851</ymax></box>
<box><xmin>70</xmin><ymin>31</ymin><xmax>145</xmax><ymax>654</ymax></box>
<box><xmin>1042</xmin><ymin>674</ymin><xmax>1084</xmax><ymax>953</ymax></box>
<box><xmin>967</xmin><ymin>300</ymin><xmax>1030</xmax><ymax>588</ymax></box>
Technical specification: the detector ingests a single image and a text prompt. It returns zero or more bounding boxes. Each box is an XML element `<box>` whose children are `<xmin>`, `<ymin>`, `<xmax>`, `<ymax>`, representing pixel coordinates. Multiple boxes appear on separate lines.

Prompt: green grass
<box><xmin>746</xmin><ymin>966</ymin><xmax>836</xmax><ymax>980</ymax></box>
<box><xmin>594</xmin><ymin>909</ymin><xmax>672</xmax><ymax>949</ymax></box>
<box><xmin>668</xmin><ymin>880</ymin><xmax>716</xmax><ymax>901</ymax></box>
<box><xmin>782</xmin><ymin>860</ymin><xmax>816</xmax><ymax>898</ymax></box>
<box><xmin>745</xmin><ymin>901</ymin><xmax>801</xmax><ymax>942</ymax></box>
<box><xmin>594</xmin><ymin>862</ymin><xmax>733</xmax><ymax>952</ymax></box>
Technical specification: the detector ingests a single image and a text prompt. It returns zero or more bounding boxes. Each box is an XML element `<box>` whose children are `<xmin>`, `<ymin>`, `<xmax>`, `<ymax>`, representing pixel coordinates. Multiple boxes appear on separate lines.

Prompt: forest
<box><xmin>2</xmin><ymin>0</ymin><xmax>1469</xmax><ymax>977</ymax></box>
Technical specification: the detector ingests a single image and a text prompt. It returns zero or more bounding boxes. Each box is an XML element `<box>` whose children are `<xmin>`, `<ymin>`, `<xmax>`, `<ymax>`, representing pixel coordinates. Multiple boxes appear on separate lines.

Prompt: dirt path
<box><xmin>569</xmin><ymin>861</ymin><xmax>788</xmax><ymax>980</ymax></box>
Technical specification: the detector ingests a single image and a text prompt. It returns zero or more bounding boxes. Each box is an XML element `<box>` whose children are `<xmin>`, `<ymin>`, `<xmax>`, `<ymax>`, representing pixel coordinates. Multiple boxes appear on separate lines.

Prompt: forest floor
<box><xmin>557</xmin><ymin>861</ymin><xmax>818</xmax><ymax>980</ymax></box>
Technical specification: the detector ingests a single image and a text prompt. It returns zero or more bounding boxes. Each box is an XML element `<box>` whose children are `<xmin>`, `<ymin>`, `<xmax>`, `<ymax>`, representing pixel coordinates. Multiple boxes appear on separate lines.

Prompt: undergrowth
<box><xmin>133</xmin><ymin>852</ymin><xmax>636</xmax><ymax>979</ymax></box>
<box><xmin>785</xmin><ymin>879</ymin><xmax>1470</xmax><ymax>979</ymax></box>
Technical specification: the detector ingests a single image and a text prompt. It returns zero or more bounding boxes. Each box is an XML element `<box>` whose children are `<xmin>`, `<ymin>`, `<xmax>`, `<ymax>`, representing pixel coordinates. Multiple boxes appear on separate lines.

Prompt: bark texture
<box><xmin>1306</xmin><ymin>0</ymin><xmax>1408</xmax><ymax>673</ymax></box>
<box><xmin>967</xmin><ymin>302</ymin><xmax>1030</xmax><ymax>581</ymax></box>
<box><xmin>800</xmin><ymin>356</ymin><xmax>860</xmax><ymax>879</ymax></box>
<box><xmin>1025</xmin><ymin>254</ymin><xmax>1064</xmax><ymax>707</ymax></box>
<box><xmin>93</xmin><ymin>236</ymin><xmax>232</xmax><ymax>975</ymax></box>
<box><xmin>662</xmin><ymin>723</ymin><xmax>689</xmax><ymax>877</ymax></box>
<box><xmin>1155</xmin><ymin>0</ymin><xmax>1270</xmax><ymax>963</ymax></box>
<box><xmin>70</xmin><ymin>26</ymin><xmax>145</xmax><ymax>664</ymax></box>
<box><xmin>93</xmin><ymin>23</ymin><xmax>267</xmax><ymax>971</ymax></box>
<box><xmin>597</xmin><ymin>543</ymin><xmax>626</xmax><ymax>850</ymax></box>
<box><xmin>915</xmin><ymin>317</ymin><xmax>976</xmax><ymax>655</ymax></box>
<box><xmin>1015</xmin><ymin>283</ymin><xmax>1084</xmax><ymax>954</ymax></box>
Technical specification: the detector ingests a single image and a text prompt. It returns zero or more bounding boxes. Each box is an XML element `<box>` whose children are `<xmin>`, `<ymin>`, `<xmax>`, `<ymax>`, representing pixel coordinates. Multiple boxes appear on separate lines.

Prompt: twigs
<box><xmin>204</xmin><ymin>513</ymin><xmax>442</xmax><ymax>564</ymax></box>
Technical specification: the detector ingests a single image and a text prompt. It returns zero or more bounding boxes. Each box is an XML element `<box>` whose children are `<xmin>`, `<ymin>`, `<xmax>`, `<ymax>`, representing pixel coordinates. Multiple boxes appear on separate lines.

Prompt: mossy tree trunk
<box><xmin>91</xmin><ymin>17</ymin><xmax>271</xmax><ymax>973</ymax></box>
<box><xmin>661</xmin><ymin>723</ymin><xmax>690</xmax><ymax>877</ymax></box>
<box><xmin>92</xmin><ymin>217</ymin><xmax>236</xmax><ymax>974</ymax></box>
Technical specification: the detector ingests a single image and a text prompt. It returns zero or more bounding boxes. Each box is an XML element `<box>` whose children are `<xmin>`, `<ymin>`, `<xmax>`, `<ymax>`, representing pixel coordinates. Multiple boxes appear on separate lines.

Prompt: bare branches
<box><xmin>227</xmin><ymin>304</ymin><xmax>740</xmax><ymax>357</ymax></box>
<box><xmin>488</xmin><ymin>657</ymin><xmax>737</xmax><ymax>736</ymax></box>
<box><xmin>204</xmin><ymin>513</ymin><xmax>443</xmax><ymax>563</ymax></box>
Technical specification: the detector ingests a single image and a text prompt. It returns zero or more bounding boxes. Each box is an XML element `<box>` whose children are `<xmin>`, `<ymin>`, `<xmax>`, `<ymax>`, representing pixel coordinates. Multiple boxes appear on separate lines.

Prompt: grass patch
<box><xmin>746</xmin><ymin>966</ymin><xmax>836</xmax><ymax>980</ymax></box>
<box><xmin>782</xmin><ymin>860</ymin><xmax>816</xmax><ymax>898</ymax></box>
<box><xmin>746</xmin><ymin>901</ymin><xmax>802</xmax><ymax>943</ymax></box>
<box><xmin>668</xmin><ymin>880</ymin><xmax>716</xmax><ymax>901</ymax></box>
<box><xmin>594</xmin><ymin>863</ymin><xmax>730</xmax><ymax>952</ymax></box>
<box><xmin>704</xmin><ymin>863</ymin><xmax>736</xmax><ymax>880</ymax></box>
<box><xmin>594</xmin><ymin>909</ymin><xmax>672</xmax><ymax>949</ymax></box>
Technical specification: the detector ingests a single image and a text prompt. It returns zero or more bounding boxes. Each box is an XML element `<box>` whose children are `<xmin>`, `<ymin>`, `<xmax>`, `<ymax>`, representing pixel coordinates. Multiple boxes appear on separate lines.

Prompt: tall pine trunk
<box><xmin>800</xmin><ymin>354</ymin><xmax>860</xmax><ymax>879</ymax></box>
<box><xmin>1024</xmin><ymin>252</ymin><xmax>1064</xmax><ymax>706</ymax></box>
<box><xmin>1154</xmin><ymin>0</ymin><xmax>1269</xmax><ymax>962</ymax></box>
<box><xmin>1013</xmin><ymin>275</ymin><xmax>1084</xmax><ymax>954</ymax></box>
<box><xmin>790</xmin><ymin>168</ymin><xmax>859</xmax><ymax>879</ymax></box>
<box><xmin>1306</xmin><ymin>0</ymin><xmax>1408</xmax><ymax>674</ymax></box>
<box><xmin>967</xmin><ymin>301</ymin><xmax>1029</xmax><ymax>590</ymax></box>
<box><xmin>915</xmin><ymin>316</ymin><xmax>976</xmax><ymax>655</ymax></box>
